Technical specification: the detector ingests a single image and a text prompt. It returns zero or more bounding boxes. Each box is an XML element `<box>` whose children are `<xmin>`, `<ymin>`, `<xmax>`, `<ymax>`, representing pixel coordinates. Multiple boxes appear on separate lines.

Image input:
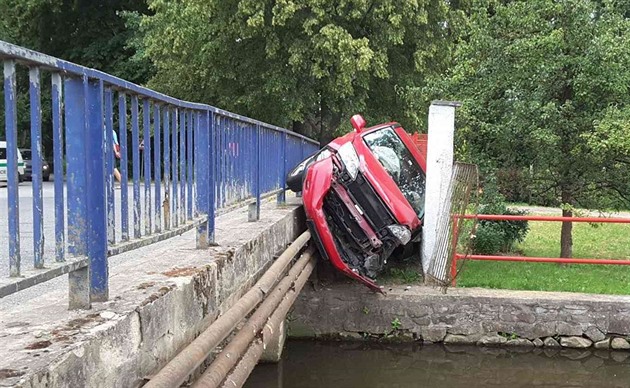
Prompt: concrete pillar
<box><xmin>421</xmin><ymin>101</ymin><xmax>460</xmax><ymax>274</ymax></box>
<box><xmin>260</xmin><ymin>319</ymin><xmax>287</xmax><ymax>363</ymax></box>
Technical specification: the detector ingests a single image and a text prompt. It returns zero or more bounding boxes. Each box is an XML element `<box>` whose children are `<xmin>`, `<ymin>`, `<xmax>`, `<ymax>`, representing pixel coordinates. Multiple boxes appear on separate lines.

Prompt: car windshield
<box><xmin>363</xmin><ymin>127</ymin><xmax>426</xmax><ymax>218</ymax></box>
<box><xmin>21</xmin><ymin>150</ymin><xmax>31</xmax><ymax>159</ymax></box>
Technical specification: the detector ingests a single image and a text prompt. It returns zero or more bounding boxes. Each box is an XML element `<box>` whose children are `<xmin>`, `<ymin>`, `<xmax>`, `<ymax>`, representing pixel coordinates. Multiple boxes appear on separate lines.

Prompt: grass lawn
<box><xmin>456</xmin><ymin>220</ymin><xmax>630</xmax><ymax>295</ymax></box>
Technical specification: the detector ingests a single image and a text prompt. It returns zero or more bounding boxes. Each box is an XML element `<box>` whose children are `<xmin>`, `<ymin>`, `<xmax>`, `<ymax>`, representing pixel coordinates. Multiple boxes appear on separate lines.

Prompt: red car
<box><xmin>287</xmin><ymin>115</ymin><xmax>427</xmax><ymax>292</ymax></box>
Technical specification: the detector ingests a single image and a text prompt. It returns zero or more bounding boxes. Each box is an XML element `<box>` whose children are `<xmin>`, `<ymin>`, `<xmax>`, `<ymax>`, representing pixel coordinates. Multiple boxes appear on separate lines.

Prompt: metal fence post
<box><xmin>277</xmin><ymin>131</ymin><xmax>287</xmax><ymax>204</ymax></box>
<box><xmin>29</xmin><ymin>67</ymin><xmax>44</xmax><ymax>269</ymax></box>
<box><xmin>208</xmin><ymin>111</ymin><xmax>216</xmax><ymax>243</ymax></box>
<box><xmin>143</xmin><ymin>99</ymin><xmax>152</xmax><ymax>235</ymax></box>
<box><xmin>64</xmin><ymin>76</ymin><xmax>89</xmax><ymax>309</ymax></box>
<box><xmin>196</xmin><ymin>110</ymin><xmax>210</xmax><ymax>248</ymax></box>
<box><xmin>51</xmin><ymin>73</ymin><xmax>65</xmax><ymax>263</ymax></box>
<box><xmin>249</xmin><ymin>124</ymin><xmax>261</xmax><ymax>222</ymax></box>
<box><xmin>154</xmin><ymin>104</ymin><xmax>162</xmax><ymax>233</ymax></box>
<box><xmin>86</xmin><ymin>79</ymin><xmax>108</xmax><ymax>302</ymax></box>
<box><xmin>4</xmin><ymin>60</ymin><xmax>20</xmax><ymax>277</ymax></box>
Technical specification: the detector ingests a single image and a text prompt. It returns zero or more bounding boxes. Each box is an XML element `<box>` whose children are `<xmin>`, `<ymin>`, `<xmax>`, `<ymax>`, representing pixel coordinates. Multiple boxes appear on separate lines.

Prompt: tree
<box><xmin>436</xmin><ymin>0</ymin><xmax>630</xmax><ymax>257</ymax></box>
<box><xmin>133</xmin><ymin>0</ymin><xmax>462</xmax><ymax>142</ymax></box>
<box><xmin>0</xmin><ymin>0</ymin><xmax>152</xmax><ymax>153</ymax></box>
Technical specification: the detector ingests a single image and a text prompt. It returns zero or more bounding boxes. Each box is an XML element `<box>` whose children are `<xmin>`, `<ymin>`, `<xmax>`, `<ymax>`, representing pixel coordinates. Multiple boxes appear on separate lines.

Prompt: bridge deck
<box><xmin>0</xmin><ymin>195</ymin><xmax>304</xmax><ymax>387</ymax></box>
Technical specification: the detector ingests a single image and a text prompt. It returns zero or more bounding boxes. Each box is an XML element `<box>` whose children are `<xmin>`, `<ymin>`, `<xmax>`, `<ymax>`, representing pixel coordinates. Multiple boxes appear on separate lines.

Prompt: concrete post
<box><xmin>260</xmin><ymin>319</ymin><xmax>287</xmax><ymax>363</ymax></box>
<box><xmin>421</xmin><ymin>101</ymin><xmax>460</xmax><ymax>274</ymax></box>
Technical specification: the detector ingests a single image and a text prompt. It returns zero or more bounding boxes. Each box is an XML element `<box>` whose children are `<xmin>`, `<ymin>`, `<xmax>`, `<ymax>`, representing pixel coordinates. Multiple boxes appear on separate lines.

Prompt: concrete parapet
<box><xmin>0</xmin><ymin>197</ymin><xmax>305</xmax><ymax>387</ymax></box>
<box><xmin>289</xmin><ymin>282</ymin><xmax>630</xmax><ymax>350</ymax></box>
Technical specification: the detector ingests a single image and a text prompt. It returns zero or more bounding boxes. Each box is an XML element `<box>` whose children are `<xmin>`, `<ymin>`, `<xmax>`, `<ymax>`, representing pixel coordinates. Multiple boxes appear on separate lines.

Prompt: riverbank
<box><xmin>289</xmin><ymin>282</ymin><xmax>630</xmax><ymax>351</ymax></box>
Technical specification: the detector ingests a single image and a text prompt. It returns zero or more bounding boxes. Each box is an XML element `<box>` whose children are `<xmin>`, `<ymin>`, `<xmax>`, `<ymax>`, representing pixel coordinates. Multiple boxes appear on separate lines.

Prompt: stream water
<box><xmin>245</xmin><ymin>340</ymin><xmax>630</xmax><ymax>388</ymax></box>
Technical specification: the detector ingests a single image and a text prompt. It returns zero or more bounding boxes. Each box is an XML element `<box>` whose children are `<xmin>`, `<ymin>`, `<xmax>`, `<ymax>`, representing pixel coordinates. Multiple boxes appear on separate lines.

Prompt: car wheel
<box><xmin>18</xmin><ymin>173</ymin><xmax>24</xmax><ymax>183</ymax></box>
<box><xmin>43</xmin><ymin>174</ymin><xmax>50</xmax><ymax>182</ymax></box>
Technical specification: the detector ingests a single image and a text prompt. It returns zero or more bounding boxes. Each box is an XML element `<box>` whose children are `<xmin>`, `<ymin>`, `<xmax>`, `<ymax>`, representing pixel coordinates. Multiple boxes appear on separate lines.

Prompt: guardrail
<box><xmin>0</xmin><ymin>40</ymin><xmax>319</xmax><ymax>308</ymax></box>
<box><xmin>450</xmin><ymin>214</ymin><xmax>630</xmax><ymax>285</ymax></box>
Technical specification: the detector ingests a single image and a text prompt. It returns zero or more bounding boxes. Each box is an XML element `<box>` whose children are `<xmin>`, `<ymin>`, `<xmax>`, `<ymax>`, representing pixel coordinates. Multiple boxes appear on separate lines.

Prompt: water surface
<box><xmin>245</xmin><ymin>340</ymin><xmax>630</xmax><ymax>388</ymax></box>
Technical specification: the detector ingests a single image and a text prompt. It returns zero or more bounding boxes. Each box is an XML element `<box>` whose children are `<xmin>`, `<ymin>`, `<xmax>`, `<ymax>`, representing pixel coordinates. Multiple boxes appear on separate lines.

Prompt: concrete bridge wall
<box><xmin>0</xmin><ymin>199</ymin><xmax>305</xmax><ymax>387</ymax></box>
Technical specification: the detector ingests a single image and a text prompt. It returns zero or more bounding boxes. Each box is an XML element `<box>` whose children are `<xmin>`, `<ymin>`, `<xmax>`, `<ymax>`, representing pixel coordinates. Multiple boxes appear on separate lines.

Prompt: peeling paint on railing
<box><xmin>0</xmin><ymin>39</ymin><xmax>319</xmax><ymax>309</ymax></box>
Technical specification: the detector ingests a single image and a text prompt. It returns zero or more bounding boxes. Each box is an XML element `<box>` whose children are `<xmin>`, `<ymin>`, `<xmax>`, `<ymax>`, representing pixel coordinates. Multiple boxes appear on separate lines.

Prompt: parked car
<box><xmin>19</xmin><ymin>148</ymin><xmax>50</xmax><ymax>181</ymax></box>
<box><xmin>0</xmin><ymin>141</ymin><xmax>26</xmax><ymax>184</ymax></box>
<box><xmin>287</xmin><ymin>115</ymin><xmax>427</xmax><ymax>292</ymax></box>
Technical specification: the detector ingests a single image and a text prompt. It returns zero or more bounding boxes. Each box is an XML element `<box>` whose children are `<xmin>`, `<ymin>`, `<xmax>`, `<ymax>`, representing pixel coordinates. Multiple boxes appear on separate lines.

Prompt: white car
<box><xmin>0</xmin><ymin>141</ymin><xmax>25</xmax><ymax>184</ymax></box>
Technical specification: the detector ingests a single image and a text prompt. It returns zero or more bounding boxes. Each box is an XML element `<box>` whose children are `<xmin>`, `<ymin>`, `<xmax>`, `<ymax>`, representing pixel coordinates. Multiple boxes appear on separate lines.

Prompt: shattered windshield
<box><xmin>363</xmin><ymin>127</ymin><xmax>426</xmax><ymax>218</ymax></box>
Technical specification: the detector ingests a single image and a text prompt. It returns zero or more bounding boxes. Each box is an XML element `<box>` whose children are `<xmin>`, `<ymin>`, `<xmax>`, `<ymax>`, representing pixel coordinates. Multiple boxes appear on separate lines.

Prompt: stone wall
<box><xmin>289</xmin><ymin>282</ymin><xmax>630</xmax><ymax>351</ymax></box>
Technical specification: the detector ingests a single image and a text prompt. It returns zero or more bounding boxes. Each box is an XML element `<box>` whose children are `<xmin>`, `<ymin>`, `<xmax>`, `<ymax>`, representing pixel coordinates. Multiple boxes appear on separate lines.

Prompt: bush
<box><xmin>472</xmin><ymin>175</ymin><xmax>530</xmax><ymax>254</ymax></box>
<box><xmin>473</xmin><ymin>222</ymin><xmax>506</xmax><ymax>255</ymax></box>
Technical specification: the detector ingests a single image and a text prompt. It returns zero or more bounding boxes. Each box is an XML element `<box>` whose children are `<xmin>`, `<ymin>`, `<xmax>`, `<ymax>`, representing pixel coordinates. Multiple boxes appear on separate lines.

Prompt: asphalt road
<box><xmin>0</xmin><ymin>176</ymin><xmax>192</xmax><ymax>278</ymax></box>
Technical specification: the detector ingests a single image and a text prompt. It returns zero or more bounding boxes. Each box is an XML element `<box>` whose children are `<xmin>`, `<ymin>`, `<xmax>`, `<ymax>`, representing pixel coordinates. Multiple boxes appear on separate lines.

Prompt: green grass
<box><xmin>457</xmin><ymin>221</ymin><xmax>630</xmax><ymax>294</ymax></box>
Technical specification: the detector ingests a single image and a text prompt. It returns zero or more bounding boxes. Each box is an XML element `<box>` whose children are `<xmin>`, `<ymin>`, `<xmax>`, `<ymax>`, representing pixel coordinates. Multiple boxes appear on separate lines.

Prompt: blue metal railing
<box><xmin>0</xmin><ymin>40</ymin><xmax>319</xmax><ymax>308</ymax></box>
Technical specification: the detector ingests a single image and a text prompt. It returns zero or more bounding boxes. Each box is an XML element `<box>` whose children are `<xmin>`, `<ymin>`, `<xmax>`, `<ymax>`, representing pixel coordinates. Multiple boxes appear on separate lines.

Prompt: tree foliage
<box><xmin>434</xmin><ymin>0</ymin><xmax>630</xmax><ymax>256</ymax></box>
<box><xmin>0</xmin><ymin>0</ymin><xmax>152</xmax><ymax>153</ymax></box>
<box><xmin>134</xmin><ymin>0</ymin><xmax>463</xmax><ymax>141</ymax></box>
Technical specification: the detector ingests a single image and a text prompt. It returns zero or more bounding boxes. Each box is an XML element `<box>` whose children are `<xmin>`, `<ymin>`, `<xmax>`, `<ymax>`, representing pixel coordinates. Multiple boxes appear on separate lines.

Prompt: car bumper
<box><xmin>302</xmin><ymin>156</ymin><xmax>408</xmax><ymax>293</ymax></box>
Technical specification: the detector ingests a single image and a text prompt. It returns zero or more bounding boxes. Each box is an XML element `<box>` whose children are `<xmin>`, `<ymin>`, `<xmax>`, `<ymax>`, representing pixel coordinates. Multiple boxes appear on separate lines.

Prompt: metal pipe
<box><xmin>219</xmin><ymin>340</ymin><xmax>264</xmax><ymax>388</ymax></box>
<box><xmin>216</xmin><ymin>256</ymin><xmax>317</xmax><ymax>388</ymax></box>
<box><xmin>457</xmin><ymin>214</ymin><xmax>630</xmax><ymax>223</ymax></box>
<box><xmin>194</xmin><ymin>248</ymin><xmax>315</xmax><ymax>387</ymax></box>
<box><xmin>145</xmin><ymin>231</ymin><xmax>311</xmax><ymax>388</ymax></box>
<box><xmin>456</xmin><ymin>254</ymin><xmax>630</xmax><ymax>265</ymax></box>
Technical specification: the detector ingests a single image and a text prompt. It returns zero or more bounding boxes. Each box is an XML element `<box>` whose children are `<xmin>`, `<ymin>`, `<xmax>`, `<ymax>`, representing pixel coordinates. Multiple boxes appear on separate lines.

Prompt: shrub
<box><xmin>473</xmin><ymin>222</ymin><xmax>506</xmax><ymax>255</ymax></box>
<box><xmin>472</xmin><ymin>175</ymin><xmax>530</xmax><ymax>254</ymax></box>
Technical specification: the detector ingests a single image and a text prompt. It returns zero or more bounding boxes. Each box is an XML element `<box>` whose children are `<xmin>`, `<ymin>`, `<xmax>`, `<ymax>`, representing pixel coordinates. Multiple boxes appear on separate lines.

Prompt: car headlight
<box><xmin>337</xmin><ymin>143</ymin><xmax>360</xmax><ymax>180</ymax></box>
<box><xmin>42</xmin><ymin>165</ymin><xmax>48</xmax><ymax>170</ymax></box>
<box><xmin>387</xmin><ymin>225</ymin><xmax>411</xmax><ymax>245</ymax></box>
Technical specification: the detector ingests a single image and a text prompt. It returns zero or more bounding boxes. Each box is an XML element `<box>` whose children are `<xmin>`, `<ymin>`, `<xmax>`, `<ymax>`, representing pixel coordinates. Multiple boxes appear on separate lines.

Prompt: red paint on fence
<box><xmin>450</xmin><ymin>214</ymin><xmax>630</xmax><ymax>286</ymax></box>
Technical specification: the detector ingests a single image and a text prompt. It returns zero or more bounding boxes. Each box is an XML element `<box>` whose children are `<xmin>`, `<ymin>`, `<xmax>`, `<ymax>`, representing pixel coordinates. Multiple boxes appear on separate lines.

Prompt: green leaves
<box><xmin>439</xmin><ymin>0</ymin><xmax>630</xmax><ymax>210</ymax></box>
<box><xmin>135</xmin><ymin>0</ymin><xmax>454</xmax><ymax>139</ymax></box>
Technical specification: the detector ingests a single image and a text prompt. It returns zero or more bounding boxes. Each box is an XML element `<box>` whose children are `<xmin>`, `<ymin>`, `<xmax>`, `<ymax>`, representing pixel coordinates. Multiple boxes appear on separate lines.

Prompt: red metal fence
<box><xmin>451</xmin><ymin>214</ymin><xmax>630</xmax><ymax>285</ymax></box>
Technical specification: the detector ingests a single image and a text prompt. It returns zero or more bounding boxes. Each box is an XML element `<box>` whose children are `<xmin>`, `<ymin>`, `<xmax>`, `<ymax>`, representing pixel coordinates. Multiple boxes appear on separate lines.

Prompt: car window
<box><xmin>21</xmin><ymin>150</ymin><xmax>31</xmax><ymax>159</ymax></box>
<box><xmin>363</xmin><ymin>127</ymin><xmax>426</xmax><ymax>218</ymax></box>
<box><xmin>0</xmin><ymin>148</ymin><xmax>5</xmax><ymax>159</ymax></box>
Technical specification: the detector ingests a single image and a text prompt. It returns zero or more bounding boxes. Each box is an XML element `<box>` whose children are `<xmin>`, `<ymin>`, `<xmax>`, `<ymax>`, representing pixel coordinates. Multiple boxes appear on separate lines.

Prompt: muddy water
<box><xmin>245</xmin><ymin>340</ymin><xmax>630</xmax><ymax>388</ymax></box>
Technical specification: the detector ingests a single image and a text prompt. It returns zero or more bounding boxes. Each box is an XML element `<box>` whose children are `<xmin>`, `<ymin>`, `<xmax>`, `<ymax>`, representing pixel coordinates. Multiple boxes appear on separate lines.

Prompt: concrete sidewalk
<box><xmin>0</xmin><ymin>195</ymin><xmax>305</xmax><ymax>387</ymax></box>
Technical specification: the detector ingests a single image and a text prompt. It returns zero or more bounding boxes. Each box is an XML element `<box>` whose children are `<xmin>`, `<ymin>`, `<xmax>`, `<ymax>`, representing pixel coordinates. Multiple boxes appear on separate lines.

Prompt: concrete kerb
<box><xmin>288</xmin><ymin>282</ymin><xmax>630</xmax><ymax>352</ymax></box>
<box><xmin>0</xmin><ymin>196</ymin><xmax>306</xmax><ymax>388</ymax></box>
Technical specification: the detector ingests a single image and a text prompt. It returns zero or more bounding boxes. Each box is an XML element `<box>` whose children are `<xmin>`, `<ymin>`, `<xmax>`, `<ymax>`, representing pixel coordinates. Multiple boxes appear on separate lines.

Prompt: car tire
<box><xmin>43</xmin><ymin>174</ymin><xmax>50</xmax><ymax>182</ymax></box>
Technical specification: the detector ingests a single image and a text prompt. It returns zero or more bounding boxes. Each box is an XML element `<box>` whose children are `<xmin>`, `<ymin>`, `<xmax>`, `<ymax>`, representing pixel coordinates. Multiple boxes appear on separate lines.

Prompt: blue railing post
<box><xmin>187</xmin><ymin>111</ymin><xmax>194</xmax><ymax>220</ymax></box>
<box><xmin>154</xmin><ymin>104</ymin><xmax>162</xmax><ymax>233</ymax></box>
<box><xmin>119</xmin><ymin>93</ymin><xmax>130</xmax><ymax>241</ymax></box>
<box><xmin>64</xmin><ymin>76</ymin><xmax>89</xmax><ymax>308</ymax></box>
<box><xmin>86</xmin><ymin>79</ymin><xmax>108</xmax><ymax>302</ymax></box>
<box><xmin>143</xmin><ymin>99</ymin><xmax>152</xmax><ymax>235</ymax></box>
<box><xmin>277</xmin><ymin>131</ymin><xmax>287</xmax><ymax>204</ymax></box>
<box><xmin>4</xmin><ymin>60</ymin><xmax>20</xmax><ymax>277</ymax></box>
<box><xmin>172</xmin><ymin>109</ymin><xmax>179</xmax><ymax>228</ymax></box>
<box><xmin>104</xmin><ymin>88</ymin><xmax>115</xmax><ymax>244</ymax></box>
<box><xmin>196</xmin><ymin>111</ymin><xmax>209</xmax><ymax>248</ymax></box>
<box><xmin>179</xmin><ymin>110</ymin><xmax>186</xmax><ymax>223</ymax></box>
<box><xmin>131</xmin><ymin>95</ymin><xmax>141</xmax><ymax>238</ymax></box>
<box><xmin>51</xmin><ymin>73</ymin><xmax>65</xmax><ymax>263</ymax></box>
<box><xmin>29</xmin><ymin>67</ymin><xmax>44</xmax><ymax>269</ymax></box>
<box><xmin>163</xmin><ymin>107</ymin><xmax>171</xmax><ymax>230</ymax></box>
<box><xmin>208</xmin><ymin>111</ymin><xmax>216</xmax><ymax>243</ymax></box>
<box><xmin>249</xmin><ymin>124</ymin><xmax>261</xmax><ymax>222</ymax></box>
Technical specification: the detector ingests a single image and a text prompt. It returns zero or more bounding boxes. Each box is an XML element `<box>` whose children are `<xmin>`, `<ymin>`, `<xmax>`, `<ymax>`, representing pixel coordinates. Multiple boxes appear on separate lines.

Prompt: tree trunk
<box><xmin>560</xmin><ymin>188</ymin><xmax>573</xmax><ymax>258</ymax></box>
<box><xmin>560</xmin><ymin>208</ymin><xmax>573</xmax><ymax>258</ymax></box>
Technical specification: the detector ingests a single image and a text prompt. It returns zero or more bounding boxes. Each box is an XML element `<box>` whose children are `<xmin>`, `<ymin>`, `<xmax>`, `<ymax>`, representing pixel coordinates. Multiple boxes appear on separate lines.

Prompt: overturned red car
<box><xmin>287</xmin><ymin>115</ymin><xmax>427</xmax><ymax>292</ymax></box>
